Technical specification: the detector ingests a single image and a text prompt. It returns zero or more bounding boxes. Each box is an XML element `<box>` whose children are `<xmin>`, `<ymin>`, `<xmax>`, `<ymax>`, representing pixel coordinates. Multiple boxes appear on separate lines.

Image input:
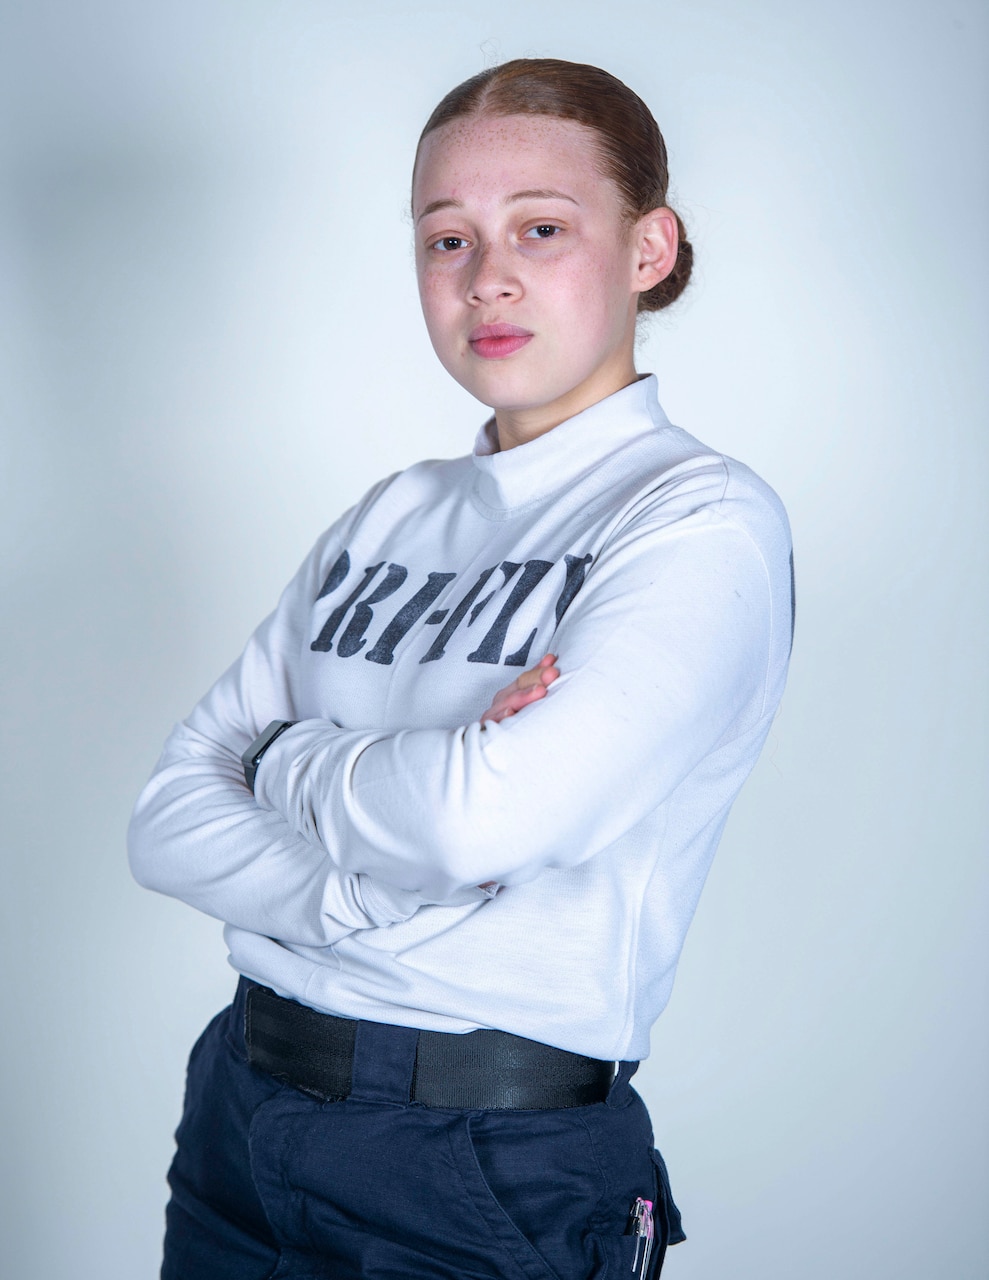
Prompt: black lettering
<box><xmin>310</xmin><ymin>561</ymin><xmax>384</xmax><ymax>652</ymax></box>
<box><xmin>337</xmin><ymin>563</ymin><xmax>409</xmax><ymax>657</ymax></box>
<box><xmin>467</xmin><ymin>562</ymin><xmax>522</xmax><ymax>628</ymax></box>
<box><xmin>366</xmin><ymin>572</ymin><xmax>457</xmax><ymax>665</ymax></box>
<box><xmin>504</xmin><ymin>627</ymin><xmax>538</xmax><ymax>667</ymax></box>
<box><xmin>468</xmin><ymin>559</ymin><xmax>553</xmax><ymax>665</ymax></box>
<box><xmin>469</xmin><ymin>587</ymin><xmax>500</xmax><ymax>624</ymax></box>
<box><xmin>554</xmin><ymin>553</ymin><xmax>593</xmax><ymax>626</ymax></box>
<box><xmin>315</xmin><ymin>549</ymin><xmax>350</xmax><ymax>601</ymax></box>
<box><xmin>419</xmin><ymin>564</ymin><xmax>505</xmax><ymax>663</ymax></box>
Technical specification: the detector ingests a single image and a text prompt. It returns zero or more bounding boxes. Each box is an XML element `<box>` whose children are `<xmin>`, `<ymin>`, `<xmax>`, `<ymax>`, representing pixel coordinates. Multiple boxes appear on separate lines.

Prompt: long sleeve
<box><xmin>127</xmin><ymin>481</ymin><xmax>488</xmax><ymax>948</ymax></box>
<box><xmin>127</xmin><ymin>717</ymin><xmax>429</xmax><ymax>947</ymax></box>
<box><xmin>253</xmin><ymin>498</ymin><xmax>789</xmax><ymax>903</ymax></box>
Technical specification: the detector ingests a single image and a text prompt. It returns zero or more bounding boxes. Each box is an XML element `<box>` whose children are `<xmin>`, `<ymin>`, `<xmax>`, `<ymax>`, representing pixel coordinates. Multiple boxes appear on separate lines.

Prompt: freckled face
<box><xmin>412</xmin><ymin>115</ymin><xmax>644</xmax><ymax>437</ymax></box>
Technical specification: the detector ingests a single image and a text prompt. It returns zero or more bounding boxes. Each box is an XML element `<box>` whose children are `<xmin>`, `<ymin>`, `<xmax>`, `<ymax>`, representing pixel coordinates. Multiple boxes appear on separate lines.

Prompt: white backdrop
<box><xmin>1</xmin><ymin>2</ymin><xmax>986</xmax><ymax>1277</ymax></box>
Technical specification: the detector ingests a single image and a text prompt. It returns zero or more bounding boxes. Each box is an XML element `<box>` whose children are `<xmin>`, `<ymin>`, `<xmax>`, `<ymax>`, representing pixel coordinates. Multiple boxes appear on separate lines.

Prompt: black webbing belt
<box><xmin>245</xmin><ymin>983</ymin><xmax>616</xmax><ymax>1109</ymax></box>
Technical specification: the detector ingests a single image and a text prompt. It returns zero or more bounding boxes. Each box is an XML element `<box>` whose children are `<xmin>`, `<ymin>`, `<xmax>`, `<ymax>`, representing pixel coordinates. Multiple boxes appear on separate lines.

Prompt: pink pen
<box><xmin>628</xmin><ymin>1197</ymin><xmax>654</xmax><ymax>1277</ymax></box>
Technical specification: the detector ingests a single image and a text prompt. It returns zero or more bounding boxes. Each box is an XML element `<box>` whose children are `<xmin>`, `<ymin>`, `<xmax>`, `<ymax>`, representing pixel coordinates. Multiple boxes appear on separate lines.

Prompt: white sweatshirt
<box><xmin>129</xmin><ymin>376</ymin><xmax>793</xmax><ymax>1061</ymax></box>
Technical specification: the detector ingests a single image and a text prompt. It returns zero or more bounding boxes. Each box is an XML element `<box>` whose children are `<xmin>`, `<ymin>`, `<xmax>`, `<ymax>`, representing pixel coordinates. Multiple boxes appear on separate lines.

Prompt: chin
<box><xmin>462</xmin><ymin>369</ymin><xmax>575</xmax><ymax>415</ymax></box>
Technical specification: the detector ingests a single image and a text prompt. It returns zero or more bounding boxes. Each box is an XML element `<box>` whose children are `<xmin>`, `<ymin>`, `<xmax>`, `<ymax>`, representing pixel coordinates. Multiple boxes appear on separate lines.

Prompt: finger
<box><xmin>500</xmin><ymin>655</ymin><xmax>559</xmax><ymax>697</ymax></box>
<box><xmin>533</xmin><ymin>659</ymin><xmax>560</xmax><ymax>688</ymax></box>
<box><xmin>529</xmin><ymin>653</ymin><xmax>557</xmax><ymax>678</ymax></box>
<box><xmin>506</xmin><ymin>675</ymin><xmax>545</xmax><ymax>706</ymax></box>
<box><xmin>504</xmin><ymin>684</ymin><xmax>548</xmax><ymax>713</ymax></box>
<box><xmin>482</xmin><ymin>654</ymin><xmax>560</xmax><ymax>726</ymax></box>
<box><xmin>516</xmin><ymin>657</ymin><xmax>559</xmax><ymax>692</ymax></box>
<box><xmin>483</xmin><ymin>703</ymin><xmax>517</xmax><ymax>725</ymax></box>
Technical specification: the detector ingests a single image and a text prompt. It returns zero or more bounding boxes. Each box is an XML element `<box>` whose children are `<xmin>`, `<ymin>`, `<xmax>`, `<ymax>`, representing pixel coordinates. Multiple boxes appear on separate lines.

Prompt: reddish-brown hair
<box><xmin>415</xmin><ymin>58</ymin><xmax>693</xmax><ymax>313</ymax></box>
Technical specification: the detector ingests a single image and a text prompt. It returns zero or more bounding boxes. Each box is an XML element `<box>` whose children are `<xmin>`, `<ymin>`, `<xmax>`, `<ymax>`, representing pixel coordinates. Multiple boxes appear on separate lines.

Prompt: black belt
<box><xmin>244</xmin><ymin>983</ymin><xmax>616</xmax><ymax>1110</ymax></box>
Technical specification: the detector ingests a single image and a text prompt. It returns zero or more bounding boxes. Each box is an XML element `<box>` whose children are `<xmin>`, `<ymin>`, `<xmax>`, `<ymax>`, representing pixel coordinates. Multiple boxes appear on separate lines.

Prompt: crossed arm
<box><xmin>128</xmin><ymin>646</ymin><xmax>559</xmax><ymax>947</ymax></box>
<box><xmin>130</xmin><ymin>493</ymin><xmax>779</xmax><ymax>938</ymax></box>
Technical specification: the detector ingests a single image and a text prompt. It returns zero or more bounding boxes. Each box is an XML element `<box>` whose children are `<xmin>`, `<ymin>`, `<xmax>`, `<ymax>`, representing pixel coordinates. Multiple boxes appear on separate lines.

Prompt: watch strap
<box><xmin>242</xmin><ymin>719</ymin><xmax>298</xmax><ymax>793</ymax></box>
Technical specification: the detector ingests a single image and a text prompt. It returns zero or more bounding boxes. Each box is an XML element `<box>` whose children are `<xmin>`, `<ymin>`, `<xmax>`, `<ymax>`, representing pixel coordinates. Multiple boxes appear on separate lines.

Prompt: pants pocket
<box><xmin>590</xmin><ymin>1145</ymin><xmax>685</xmax><ymax>1279</ymax></box>
<box><xmin>448</xmin><ymin>1108</ymin><xmax>612</xmax><ymax>1280</ymax></box>
<box><xmin>649</xmin><ymin>1147</ymin><xmax>686</xmax><ymax>1249</ymax></box>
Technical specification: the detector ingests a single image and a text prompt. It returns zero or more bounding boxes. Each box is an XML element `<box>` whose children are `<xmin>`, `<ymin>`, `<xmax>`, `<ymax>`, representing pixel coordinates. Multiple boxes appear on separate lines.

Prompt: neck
<box><xmin>494</xmin><ymin>358</ymin><xmax>641</xmax><ymax>452</ymax></box>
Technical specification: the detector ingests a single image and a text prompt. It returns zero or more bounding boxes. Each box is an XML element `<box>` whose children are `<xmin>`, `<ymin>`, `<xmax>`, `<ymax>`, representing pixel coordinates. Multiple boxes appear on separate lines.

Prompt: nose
<box><xmin>467</xmin><ymin>240</ymin><xmax>521</xmax><ymax>305</ymax></box>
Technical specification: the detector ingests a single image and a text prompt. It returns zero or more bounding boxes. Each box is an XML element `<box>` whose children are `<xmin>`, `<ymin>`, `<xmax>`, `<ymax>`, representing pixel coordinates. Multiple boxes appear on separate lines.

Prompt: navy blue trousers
<box><xmin>162</xmin><ymin>979</ymin><xmax>684</xmax><ymax>1279</ymax></box>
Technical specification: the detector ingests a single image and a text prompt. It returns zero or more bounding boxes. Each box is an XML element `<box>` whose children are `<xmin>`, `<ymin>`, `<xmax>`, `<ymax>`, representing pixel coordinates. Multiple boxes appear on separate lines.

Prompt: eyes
<box><xmin>427</xmin><ymin>224</ymin><xmax>562</xmax><ymax>252</ymax></box>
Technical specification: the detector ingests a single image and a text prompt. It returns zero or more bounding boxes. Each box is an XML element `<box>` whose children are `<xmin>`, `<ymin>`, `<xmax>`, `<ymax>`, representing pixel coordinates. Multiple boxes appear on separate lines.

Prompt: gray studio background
<box><xmin>1</xmin><ymin>1</ymin><xmax>986</xmax><ymax>1277</ymax></box>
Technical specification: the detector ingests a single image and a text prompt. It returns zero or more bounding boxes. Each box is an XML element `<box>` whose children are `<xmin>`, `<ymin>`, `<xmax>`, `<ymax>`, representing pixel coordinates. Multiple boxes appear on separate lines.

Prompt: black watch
<box><xmin>241</xmin><ymin>719</ymin><xmax>298</xmax><ymax>793</ymax></box>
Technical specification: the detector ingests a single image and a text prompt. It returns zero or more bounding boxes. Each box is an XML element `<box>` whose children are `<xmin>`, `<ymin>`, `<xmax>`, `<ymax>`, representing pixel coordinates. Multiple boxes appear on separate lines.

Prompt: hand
<box><xmin>479</xmin><ymin>653</ymin><xmax>560</xmax><ymax>727</ymax></box>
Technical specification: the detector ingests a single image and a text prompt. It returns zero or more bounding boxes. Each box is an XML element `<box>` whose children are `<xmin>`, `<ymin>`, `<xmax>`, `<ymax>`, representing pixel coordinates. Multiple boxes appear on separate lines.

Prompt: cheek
<box><xmin>417</xmin><ymin>272</ymin><xmax>466</xmax><ymax>361</ymax></box>
<box><xmin>418</xmin><ymin>270</ymin><xmax>453</xmax><ymax>327</ymax></box>
<box><xmin>551</xmin><ymin>251</ymin><xmax>631</xmax><ymax>336</ymax></box>
<box><xmin>553</xmin><ymin>235</ymin><xmax>627</xmax><ymax>293</ymax></box>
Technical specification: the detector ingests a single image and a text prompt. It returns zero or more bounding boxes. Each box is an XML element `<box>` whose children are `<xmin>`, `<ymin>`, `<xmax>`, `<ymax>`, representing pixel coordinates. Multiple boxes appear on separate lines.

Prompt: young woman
<box><xmin>130</xmin><ymin>58</ymin><xmax>793</xmax><ymax>1279</ymax></box>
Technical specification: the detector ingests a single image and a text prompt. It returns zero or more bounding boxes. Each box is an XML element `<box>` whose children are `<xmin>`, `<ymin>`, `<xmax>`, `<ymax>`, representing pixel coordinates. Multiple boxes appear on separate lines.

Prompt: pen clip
<box><xmin>627</xmin><ymin>1197</ymin><xmax>655</xmax><ymax>1276</ymax></box>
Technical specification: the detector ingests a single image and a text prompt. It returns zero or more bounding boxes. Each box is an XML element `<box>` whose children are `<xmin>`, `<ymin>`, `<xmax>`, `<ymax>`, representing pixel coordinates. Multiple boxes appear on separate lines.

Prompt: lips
<box><xmin>468</xmin><ymin>323</ymin><xmax>533</xmax><ymax>360</ymax></box>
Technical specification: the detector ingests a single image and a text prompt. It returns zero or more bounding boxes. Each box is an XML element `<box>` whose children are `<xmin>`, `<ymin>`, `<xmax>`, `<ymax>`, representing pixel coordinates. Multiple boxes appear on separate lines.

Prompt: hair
<box><xmin>414</xmin><ymin>58</ymin><xmax>693</xmax><ymax>313</ymax></box>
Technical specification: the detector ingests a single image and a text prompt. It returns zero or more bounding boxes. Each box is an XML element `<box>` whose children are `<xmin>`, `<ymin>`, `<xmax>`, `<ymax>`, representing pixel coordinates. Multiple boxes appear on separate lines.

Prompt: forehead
<box><xmin>412</xmin><ymin>114</ymin><xmax>612</xmax><ymax>213</ymax></box>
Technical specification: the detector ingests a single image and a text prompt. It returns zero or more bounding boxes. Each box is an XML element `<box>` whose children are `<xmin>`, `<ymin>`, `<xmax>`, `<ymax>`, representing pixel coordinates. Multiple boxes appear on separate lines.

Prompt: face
<box><xmin>412</xmin><ymin>113</ymin><xmax>675</xmax><ymax>445</ymax></box>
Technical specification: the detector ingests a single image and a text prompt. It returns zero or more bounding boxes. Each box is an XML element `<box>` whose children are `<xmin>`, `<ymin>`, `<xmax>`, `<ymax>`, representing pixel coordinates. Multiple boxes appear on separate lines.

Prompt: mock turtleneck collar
<box><xmin>469</xmin><ymin>374</ymin><xmax>670</xmax><ymax>514</ymax></box>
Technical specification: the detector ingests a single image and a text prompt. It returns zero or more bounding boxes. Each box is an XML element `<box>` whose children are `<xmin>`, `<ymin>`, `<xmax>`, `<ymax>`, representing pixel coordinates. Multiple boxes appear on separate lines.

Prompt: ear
<box><xmin>632</xmin><ymin>207</ymin><xmax>679</xmax><ymax>295</ymax></box>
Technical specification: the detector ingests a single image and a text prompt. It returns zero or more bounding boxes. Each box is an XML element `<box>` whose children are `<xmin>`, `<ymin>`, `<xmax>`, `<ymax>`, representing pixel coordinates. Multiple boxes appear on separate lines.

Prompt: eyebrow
<box><xmin>415</xmin><ymin>188</ymin><xmax>578</xmax><ymax>223</ymax></box>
